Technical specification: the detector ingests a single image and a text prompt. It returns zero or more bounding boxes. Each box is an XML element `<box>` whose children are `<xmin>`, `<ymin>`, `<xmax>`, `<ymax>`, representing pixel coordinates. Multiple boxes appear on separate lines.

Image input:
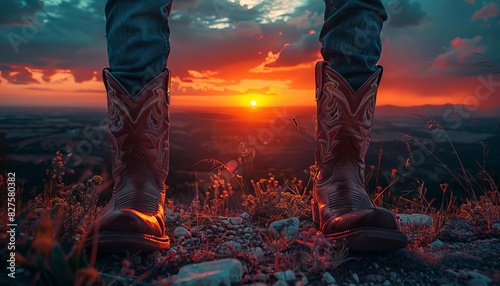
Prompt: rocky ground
<box><xmin>85</xmin><ymin>212</ymin><xmax>499</xmax><ymax>286</ymax></box>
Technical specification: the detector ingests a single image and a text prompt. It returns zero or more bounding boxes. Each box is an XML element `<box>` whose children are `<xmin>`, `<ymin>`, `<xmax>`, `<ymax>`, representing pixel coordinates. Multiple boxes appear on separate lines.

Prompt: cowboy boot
<box><xmin>85</xmin><ymin>68</ymin><xmax>171</xmax><ymax>253</ymax></box>
<box><xmin>311</xmin><ymin>61</ymin><xmax>407</xmax><ymax>252</ymax></box>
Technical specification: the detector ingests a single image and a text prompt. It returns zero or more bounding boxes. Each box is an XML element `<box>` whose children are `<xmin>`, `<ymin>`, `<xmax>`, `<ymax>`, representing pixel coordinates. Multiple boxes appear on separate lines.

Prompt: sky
<box><xmin>0</xmin><ymin>0</ymin><xmax>499</xmax><ymax>110</ymax></box>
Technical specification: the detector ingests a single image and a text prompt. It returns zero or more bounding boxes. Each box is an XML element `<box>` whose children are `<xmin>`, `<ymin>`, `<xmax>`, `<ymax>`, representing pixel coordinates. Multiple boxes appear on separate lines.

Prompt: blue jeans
<box><xmin>320</xmin><ymin>0</ymin><xmax>387</xmax><ymax>90</ymax></box>
<box><xmin>105</xmin><ymin>0</ymin><xmax>173</xmax><ymax>97</ymax></box>
<box><xmin>105</xmin><ymin>0</ymin><xmax>386</xmax><ymax>97</ymax></box>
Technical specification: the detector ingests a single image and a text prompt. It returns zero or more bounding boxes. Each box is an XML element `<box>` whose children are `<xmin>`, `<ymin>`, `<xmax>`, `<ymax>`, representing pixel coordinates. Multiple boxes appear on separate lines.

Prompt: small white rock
<box><xmin>240</xmin><ymin>212</ymin><xmax>251</xmax><ymax>219</ymax></box>
<box><xmin>352</xmin><ymin>273</ymin><xmax>360</xmax><ymax>283</ymax></box>
<box><xmin>269</xmin><ymin>217</ymin><xmax>300</xmax><ymax>242</ymax></box>
<box><xmin>322</xmin><ymin>272</ymin><xmax>336</xmax><ymax>284</ymax></box>
<box><xmin>274</xmin><ymin>270</ymin><xmax>295</xmax><ymax>281</ymax></box>
<box><xmin>172</xmin><ymin>258</ymin><xmax>242</xmax><ymax>286</ymax></box>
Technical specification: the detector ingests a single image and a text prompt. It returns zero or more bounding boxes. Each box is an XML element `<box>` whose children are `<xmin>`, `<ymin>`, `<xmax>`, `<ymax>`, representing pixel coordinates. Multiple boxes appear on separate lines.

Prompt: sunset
<box><xmin>0</xmin><ymin>0</ymin><xmax>498</xmax><ymax>112</ymax></box>
<box><xmin>1</xmin><ymin>1</ymin><xmax>500</xmax><ymax>285</ymax></box>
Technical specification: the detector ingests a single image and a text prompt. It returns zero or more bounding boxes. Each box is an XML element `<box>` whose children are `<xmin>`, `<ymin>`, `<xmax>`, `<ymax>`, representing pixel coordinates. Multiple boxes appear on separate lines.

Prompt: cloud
<box><xmin>1</xmin><ymin>67</ymin><xmax>39</xmax><ymax>84</ymax></box>
<box><xmin>385</xmin><ymin>0</ymin><xmax>426</xmax><ymax>28</ymax></box>
<box><xmin>0</xmin><ymin>0</ymin><xmax>44</xmax><ymax>26</ymax></box>
<box><xmin>0</xmin><ymin>0</ymin><xmax>106</xmax><ymax>84</ymax></box>
<box><xmin>265</xmin><ymin>33</ymin><xmax>321</xmax><ymax>68</ymax></box>
<box><xmin>430</xmin><ymin>36</ymin><xmax>486</xmax><ymax>75</ymax></box>
<box><xmin>471</xmin><ymin>2</ymin><xmax>498</xmax><ymax>22</ymax></box>
<box><xmin>1</xmin><ymin>0</ymin><xmax>499</xmax><ymax>110</ymax></box>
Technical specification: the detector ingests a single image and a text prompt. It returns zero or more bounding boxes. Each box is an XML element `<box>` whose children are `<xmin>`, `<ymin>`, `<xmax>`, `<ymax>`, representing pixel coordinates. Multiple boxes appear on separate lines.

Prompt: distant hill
<box><xmin>376</xmin><ymin>104</ymin><xmax>500</xmax><ymax>118</ymax></box>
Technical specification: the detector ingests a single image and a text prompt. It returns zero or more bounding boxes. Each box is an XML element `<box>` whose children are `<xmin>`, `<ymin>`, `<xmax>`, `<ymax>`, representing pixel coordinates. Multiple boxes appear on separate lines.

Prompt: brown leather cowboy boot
<box><xmin>85</xmin><ymin>69</ymin><xmax>171</xmax><ymax>253</ymax></box>
<box><xmin>311</xmin><ymin>61</ymin><xmax>407</xmax><ymax>252</ymax></box>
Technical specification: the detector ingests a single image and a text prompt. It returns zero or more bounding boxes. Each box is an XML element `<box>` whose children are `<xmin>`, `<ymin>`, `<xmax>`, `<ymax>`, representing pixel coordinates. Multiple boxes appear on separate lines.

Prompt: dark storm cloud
<box><xmin>0</xmin><ymin>0</ymin><xmax>43</xmax><ymax>26</ymax></box>
<box><xmin>384</xmin><ymin>0</ymin><xmax>426</xmax><ymax>28</ymax></box>
<box><xmin>0</xmin><ymin>0</ymin><xmax>106</xmax><ymax>82</ymax></box>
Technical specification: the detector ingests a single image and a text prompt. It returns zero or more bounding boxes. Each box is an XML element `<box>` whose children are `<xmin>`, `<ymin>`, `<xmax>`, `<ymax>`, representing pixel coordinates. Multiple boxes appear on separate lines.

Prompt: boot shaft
<box><xmin>103</xmin><ymin>69</ymin><xmax>171</xmax><ymax>209</ymax></box>
<box><xmin>314</xmin><ymin>61</ymin><xmax>381</xmax><ymax>187</ymax></box>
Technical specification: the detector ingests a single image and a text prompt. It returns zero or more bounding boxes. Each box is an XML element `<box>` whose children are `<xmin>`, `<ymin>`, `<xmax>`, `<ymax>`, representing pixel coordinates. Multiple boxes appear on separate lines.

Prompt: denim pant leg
<box><xmin>105</xmin><ymin>0</ymin><xmax>173</xmax><ymax>98</ymax></box>
<box><xmin>320</xmin><ymin>0</ymin><xmax>387</xmax><ymax>91</ymax></box>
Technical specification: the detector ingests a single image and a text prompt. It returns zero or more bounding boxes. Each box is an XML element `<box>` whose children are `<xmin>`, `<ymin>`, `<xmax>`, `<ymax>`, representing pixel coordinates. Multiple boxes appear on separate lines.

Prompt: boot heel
<box><xmin>311</xmin><ymin>199</ymin><xmax>319</xmax><ymax>226</ymax></box>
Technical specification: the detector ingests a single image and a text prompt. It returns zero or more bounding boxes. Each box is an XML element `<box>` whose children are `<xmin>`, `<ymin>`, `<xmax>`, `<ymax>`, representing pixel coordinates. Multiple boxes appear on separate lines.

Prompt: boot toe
<box><xmin>85</xmin><ymin>209</ymin><xmax>170</xmax><ymax>253</ymax></box>
<box><xmin>323</xmin><ymin>208</ymin><xmax>398</xmax><ymax>235</ymax></box>
<box><xmin>91</xmin><ymin>208</ymin><xmax>164</xmax><ymax>237</ymax></box>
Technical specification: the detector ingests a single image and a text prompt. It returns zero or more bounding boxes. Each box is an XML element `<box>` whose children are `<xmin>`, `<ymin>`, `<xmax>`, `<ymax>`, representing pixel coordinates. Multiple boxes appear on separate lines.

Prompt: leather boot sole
<box><xmin>322</xmin><ymin>227</ymin><xmax>408</xmax><ymax>252</ymax></box>
<box><xmin>85</xmin><ymin>231</ymin><xmax>170</xmax><ymax>254</ymax></box>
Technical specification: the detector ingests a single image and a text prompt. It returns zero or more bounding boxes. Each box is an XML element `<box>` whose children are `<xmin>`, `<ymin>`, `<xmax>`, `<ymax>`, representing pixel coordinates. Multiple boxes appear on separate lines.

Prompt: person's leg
<box><xmin>312</xmin><ymin>0</ymin><xmax>407</xmax><ymax>251</ymax></box>
<box><xmin>105</xmin><ymin>0</ymin><xmax>173</xmax><ymax>97</ymax></box>
<box><xmin>85</xmin><ymin>0</ymin><xmax>174</xmax><ymax>253</ymax></box>
<box><xmin>319</xmin><ymin>0</ymin><xmax>386</xmax><ymax>91</ymax></box>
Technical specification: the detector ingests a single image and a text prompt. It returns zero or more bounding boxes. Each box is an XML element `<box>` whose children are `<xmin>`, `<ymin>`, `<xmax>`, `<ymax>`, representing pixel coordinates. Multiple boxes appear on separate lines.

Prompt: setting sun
<box><xmin>250</xmin><ymin>100</ymin><xmax>257</xmax><ymax>107</ymax></box>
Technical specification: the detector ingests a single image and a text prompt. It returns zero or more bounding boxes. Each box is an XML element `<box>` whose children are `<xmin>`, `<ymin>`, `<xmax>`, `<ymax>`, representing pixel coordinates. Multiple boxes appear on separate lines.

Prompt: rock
<box><xmin>165</xmin><ymin>207</ymin><xmax>174</xmax><ymax>216</ymax></box>
<box><xmin>172</xmin><ymin>258</ymin><xmax>242</xmax><ymax>286</ymax></box>
<box><xmin>322</xmin><ymin>272</ymin><xmax>336</xmax><ymax>284</ymax></box>
<box><xmin>269</xmin><ymin>217</ymin><xmax>300</xmax><ymax>242</ymax></box>
<box><xmin>165</xmin><ymin>213</ymin><xmax>180</xmax><ymax>222</ymax></box>
<box><xmin>229</xmin><ymin>216</ymin><xmax>243</xmax><ymax>225</ymax></box>
<box><xmin>429</xmin><ymin>239</ymin><xmax>445</xmax><ymax>251</ymax></box>
<box><xmin>253</xmin><ymin>273</ymin><xmax>268</xmax><ymax>282</ymax></box>
<box><xmin>227</xmin><ymin>224</ymin><xmax>240</xmax><ymax>230</ymax></box>
<box><xmin>252</xmin><ymin>247</ymin><xmax>263</xmax><ymax>261</ymax></box>
<box><xmin>218</xmin><ymin>241</ymin><xmax>243</xmax><ymax>254</ymax></box>
<box><xmin>272</xmin><ymin>280</ymin><xmax>289</xmax><ymax>286</ymax></box>
<box><xmin>274</xmin><ymin>270</ymin><xmax>295</xmax><ymax>281</ymax></box>
<box><xmin>351</xmin><ymin>273</ymin><xmax>360</xmax><ymax>283</ymax></box>
<box><xmin>240</xmin><ymin>212</ymin><xmax>251</xmax><ymax>219</ymax></box>
<box><xmin>492</xmin><ymin>222</ymin><xmax>500</xmax><ymax>230</ymax></box>
<box><xmin>383</xmin><ymin>280</ymin><xmax>391</xmax><ymax>286</ymax></box>
<box><xmin>468</xmin><ymin>271</ymin><xmax>491</xmax><ymax>284</ymax></box>
<box><xmin>396</xmin><ymin>214</ymin><xmax>433</xmax><ymax>228</ymax></box>
<box><xmin>173</xmin><ymin>227</ymin><xmax>191</xmax><ymax>238</ymax></box>
<box><xmin>190</xmin><ymin>225</ymin><xmax>203</xmax><ymax>236</ymax></box>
